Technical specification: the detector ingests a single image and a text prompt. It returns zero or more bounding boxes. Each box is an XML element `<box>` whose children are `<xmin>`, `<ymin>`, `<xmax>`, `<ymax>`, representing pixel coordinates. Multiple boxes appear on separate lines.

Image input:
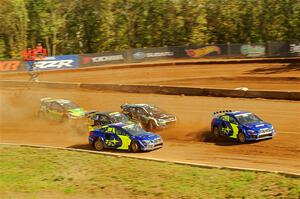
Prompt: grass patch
<box><xmin>0</xmin><ymin>145</ymin><xmax>299</xmax><ymax>199</ymax></box>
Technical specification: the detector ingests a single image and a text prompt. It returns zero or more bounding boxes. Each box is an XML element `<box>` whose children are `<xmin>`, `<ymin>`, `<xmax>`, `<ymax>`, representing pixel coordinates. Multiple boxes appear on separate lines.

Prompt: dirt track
<box><xmin>1</xmin><ymin>62</ymin><xmax>300</xmax><ymax>91</ymax></box>
<box><xmin>1</xmin><ymin>61</ymin><xmax>300</xmax><ymax>173</ymax></box>
<box><xmin>1</xmin><ymin>87</ymin><xmax>299</xmax><ymax>173</ymax></box>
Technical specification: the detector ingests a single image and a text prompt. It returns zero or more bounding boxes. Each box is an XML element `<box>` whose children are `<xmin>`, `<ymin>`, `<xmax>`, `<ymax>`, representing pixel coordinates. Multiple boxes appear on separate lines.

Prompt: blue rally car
<box><xmin>89</xmin><ymin>123</ymin><xmax>163</xmax><ymax>152</ymax></box>
<box><xmin>211</xmin><ymin>110</ymin><xmax>275</xmax><ymax>143</ymax></box>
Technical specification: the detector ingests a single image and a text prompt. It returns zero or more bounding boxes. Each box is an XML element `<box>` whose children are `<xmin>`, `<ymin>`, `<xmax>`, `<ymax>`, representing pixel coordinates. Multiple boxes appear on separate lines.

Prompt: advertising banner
<box><xmin>79</xmin><ymin>51</ymin><xmax>126</xmax><ymax>67</ymax></box>
<box><xmin>26</xmin><ymin>55</ymin><xmax>79</xmax><ymax>71</ymax></box>
<box><xmin>128</xmin><ymin>47</ymin><xmax>174</xmax><ymax>62</ymax></box>
<box><xmin>170</xmin><ymin>45</ymin><xmax>228</xmax><ymax>58</ymax></box>
<box><xmin>0</xmin><ymin>60</ymin><xmax>22</xmax><ymax>71</ymax></box>
<box><xmin>289</xmin><ymin>43</ymin><xmax>300</xmax><ymax>56</ymax></box>
<box><xmin>240</xmin><ymin>44</ymin><xmax>266</xmax><ymax>57</ymax></box>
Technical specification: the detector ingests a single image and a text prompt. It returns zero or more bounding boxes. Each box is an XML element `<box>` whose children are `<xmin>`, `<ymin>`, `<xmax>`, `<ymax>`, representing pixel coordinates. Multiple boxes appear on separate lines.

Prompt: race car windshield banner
<box><xmin>26</xmin><ymin>55</ymin><xmax>79</xmax><ymax>71</ymax></box>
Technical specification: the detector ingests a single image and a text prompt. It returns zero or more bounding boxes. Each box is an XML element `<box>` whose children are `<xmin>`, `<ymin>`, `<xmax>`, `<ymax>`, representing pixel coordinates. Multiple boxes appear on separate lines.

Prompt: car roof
<box><xmin>226</xmin><ymin>111</ymin><xmax>252</xmax><ymax>116</ymax></box>
<box><xmin>95</xmin><ymin>111</ymin><xmax>123</xmax><ymax>117</ymax></box>
<box><xmin>213</xmin><ymin>110</ymin><xmax>252</xmax><ymax>117</ymax></box>
<box><xmin>107</xmin><ymin>122</ymin><xmax>129</xmax><ymax>128</ymax></box>
<box><xmin>55</xmin><ymin>99</ymin><xmax>73</xmax><ymax>105</ymax></box>
<box><xmin>123</xmin><ymin>104</ymin><xmax>153</xmax><ymax>108</ymax></box>
<box><xmin>41</xmin><ymin>98</ymin><xmax>73</xmax><ymax>105</ymax></box>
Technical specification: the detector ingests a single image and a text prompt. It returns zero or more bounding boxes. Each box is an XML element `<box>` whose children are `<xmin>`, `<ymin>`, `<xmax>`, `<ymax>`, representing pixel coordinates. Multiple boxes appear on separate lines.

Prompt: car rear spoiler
<box><xmin>212</xmin><ymin>110</ymin><xmax>232</xmax><ymax>117</ymax></box>
<box><xmin>120</xmin><ymin>103</ymin><xmax>129</xmax><ymax>109</ymax></box>
<box><xmin>85</xmin><ymin>110</ymin><xmax>98</xmax><ymax>117</ymax></box>
<box><xmin>40</xmin><ymin>97</ymin><xmax>52</xmax><ymax>102</ymax></box>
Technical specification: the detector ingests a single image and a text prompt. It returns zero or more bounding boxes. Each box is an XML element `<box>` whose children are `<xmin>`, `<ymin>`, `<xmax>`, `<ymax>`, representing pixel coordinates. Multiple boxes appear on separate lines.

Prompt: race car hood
<box><xmin>243</xmin><ymin>122</ymin><xmax>273</xmax><ymax>131</ymax></box>
<box><xmin>134</xmin><ymin>132</ymin><xmax>161</xmax><ymax>141</ymax></box>
<box><xmin>153</xmin><ymin>113</ymin><xmax>176</xmax><ymax>121</ymax></box>
<box><xmin>68</xmin><ymin>108</ymin><xmax>85</xmax><ymax>117</ymax></box>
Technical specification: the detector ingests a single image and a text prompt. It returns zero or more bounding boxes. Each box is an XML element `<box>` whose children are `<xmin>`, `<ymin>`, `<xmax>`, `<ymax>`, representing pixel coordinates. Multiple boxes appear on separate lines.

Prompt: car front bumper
<box><xmin>246</xmin><ymin>131</ymin><xmax>275</xmax><ymax>141</ymax></box>
<box><xmin>157</xmin><ymin>119</ymin><xmax>177</xmax><ymax>128</ymax></box>
<box><xmin>141</xmin><ymin>143</ymin><xmax>163</xmax><ymax>151</ymax></box>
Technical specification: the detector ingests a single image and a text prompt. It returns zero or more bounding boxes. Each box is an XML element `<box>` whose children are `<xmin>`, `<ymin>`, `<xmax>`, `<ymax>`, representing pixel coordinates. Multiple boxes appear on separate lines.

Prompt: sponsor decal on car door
<box><xmin>104</xmin><ymin>127</ymin><xmax>122</xmax><ymax>148</ymax></box>
<box><xmin>115</xmin><ymin>128</ymin><xmax>131</xmax><ymax>150</ymax></box>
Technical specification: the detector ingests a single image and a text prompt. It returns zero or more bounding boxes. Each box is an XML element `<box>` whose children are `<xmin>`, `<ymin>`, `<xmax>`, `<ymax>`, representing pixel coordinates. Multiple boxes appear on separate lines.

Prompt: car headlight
<box><xmin>142</xmin><ymin>140</ymin><xmax>152</xmax><ymax>145</ymax></box>
<box><xmin>157</xmin><ymin>119</ymin><xmax>166</xmax><ymax>124</ymax></box>
<box><xmin>247</xmin><ymin>130</ymin><xmax>256</xmax><ymax>134</ymax></box>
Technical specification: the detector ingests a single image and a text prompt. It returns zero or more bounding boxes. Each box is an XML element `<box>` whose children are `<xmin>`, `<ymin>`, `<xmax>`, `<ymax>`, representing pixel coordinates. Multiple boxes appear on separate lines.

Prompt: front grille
<box><xmin>154</xmin><ymin>143</ymin><xmax>163</xmax><ymax>148</ymax></box>
<box><xmin>258</xmin><ymin>133</ymin><xmax>272</xmax><ymax>138</ymax></box>
<box><xmin>259</xmin><ymin>128</ymin><xmax>271</xmax><ymax>133</ymax></box>
<box><xmin>153</xmin><ymin>138</ymin><xmax>162</xmax><ymax>144</ymax></box>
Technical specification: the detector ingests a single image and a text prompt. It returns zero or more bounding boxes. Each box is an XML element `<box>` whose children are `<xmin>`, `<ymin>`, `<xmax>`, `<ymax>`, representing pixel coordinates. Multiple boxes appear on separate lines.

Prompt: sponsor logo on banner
<box><xmin>133</xmin><ymin>51</ymin><xmax>174</xmax><ymax>59</ymax></box>
<box><xmin>133</xmin><ymin>52</ymin><xmax>145</xmax><ymax>59</ymax></box>
<box><xmin>240</xmin><ymin>45</ymin><xmax>265</xmax><ymax>57</ymax></box>
<box><xmin>0</xmin><ymin>61</ymin><xmax>21</xmax><ymax>71</ymax></box>
<box><xmin>185</xmin><ymin>46</ymin><xmax>221</xmax><ymax>57</ymax></box>
<box><xmin>27</xmin><ymin>55</ymin><xmax>78</xmax><ymax>70</ymax></box>
<box><xmin>290</xmin><ymin>44</ymin><xmax>300</xmax><ymax>55</ymax></box>
<box><xmin>83</xmin><ymin>54</ymin><xmax>124</xmax><ymax>64</ymax></box>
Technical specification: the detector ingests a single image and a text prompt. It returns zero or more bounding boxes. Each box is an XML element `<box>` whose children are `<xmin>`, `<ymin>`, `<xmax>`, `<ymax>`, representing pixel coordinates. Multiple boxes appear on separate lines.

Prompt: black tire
<box><xmin>212</xmin><ymin>126</ymin><xmax>220</xmax><ymax>137</ymax></box>
<box><xmin>38</xmin><ymin>111</ymin><xmax>44</xmax><ymax>118</ymax></box>
<box><xmin>237</xmin><ymin>132</ymin><xmax>246</xmax><ymax>143</ymax></box>
<box><xmin>93</xmin><ymin>138</ymin><xmax>104</xmax><ymax>151</ymax></box>
<box><xmin>61</xmin><ymin>115</ymin><xmax>68</xmax><ymax>122</ymax></box>
<box><xmin>130</xmin><ymin>141</ymin><xmax>141</xmax><ymax>153</ymax></box>
<box><xmin>148</xmin><ymin>120</ymin><xmax>156</xmax><ymax>131</ymax></box>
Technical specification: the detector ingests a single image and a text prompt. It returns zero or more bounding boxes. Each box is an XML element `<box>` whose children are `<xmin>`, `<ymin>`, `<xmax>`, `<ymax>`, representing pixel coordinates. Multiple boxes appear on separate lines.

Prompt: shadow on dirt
<box><xmin>199</xmin><ymin>131</ymin><xmax>267</xmax><ymax>146</ymax></box>
<box><xmin>199</xmin><ymin>132</ymin><xmax>264</xmax><ymax>146</ymax></box>
<box><xmin>67</xmin><ymin>144</ymin><xmax>150</xmax><ymax>154</ymax></box>
<box><xmin>199</xmin><ymin>131</ymin><xmax>240</xmax><ymax>146</ymax></box>
<box><xmin>67</xmin><ymin>144</ymin><xmax>94</xmax><ymax>150</ymax></box>
<box><xmin>245</xmin><ymin>63</ymin><xmax>300</xmax><ymax>75</ymax></box>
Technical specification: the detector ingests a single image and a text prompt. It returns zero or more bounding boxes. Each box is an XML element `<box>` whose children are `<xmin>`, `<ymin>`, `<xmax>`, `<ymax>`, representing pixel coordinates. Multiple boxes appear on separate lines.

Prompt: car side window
<box><xmin>115</xmin><ymin>128</ymin><xmax>127</xmax><ymax>136</ymax></box>
<box><xmin>220</xmin><ymin>115</ymin><xmax>229</xmax><ymax>122</ymax></box>
<box><xmin>99</xmin><ymin>115</ymin><xmax>110</xmax><ymax>124</ymax></box>
<box><xmin>129</xmin><ymin>108</ymin><xmax>136</xmax><ymax>114</ymax></box>
<box><xmin>92</xmin><ymin>114</ymin><xmax>100</xmax><ymax>121</ymax></box>
<box><xmin>137</xmin><ymin>108</ymin><xmax>146</xmax><ymax>115</ymax></box>
<box><xmin>106</xmin><ymin>127</ymin><xmax>115</xmax><ymax>133</ymax></box>
<box><xmin>229</xmin><ymin>116</ymin><xmax>238</xmax><ymax>125</ymax></box>
<box><xmin>101</xmin><ymin>127</ymin><xmax>109</xmax><ymax>132</ymax></box>
<box><xmin>50</xmin><ymin>102</ymin><xmax>62</xmax><ymax>112</ymax></box>
<box><xmin>128</xmin><ymin>108</ymin><xmax>137</xmax><ymax>118</ymax></box>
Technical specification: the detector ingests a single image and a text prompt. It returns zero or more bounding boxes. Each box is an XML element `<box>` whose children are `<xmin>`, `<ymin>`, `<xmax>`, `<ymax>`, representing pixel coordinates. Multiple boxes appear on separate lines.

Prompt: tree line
<box><xmin>0</xmin><ymin>0</ymin><xmax>299</xmax><ymax>59</ymax></box>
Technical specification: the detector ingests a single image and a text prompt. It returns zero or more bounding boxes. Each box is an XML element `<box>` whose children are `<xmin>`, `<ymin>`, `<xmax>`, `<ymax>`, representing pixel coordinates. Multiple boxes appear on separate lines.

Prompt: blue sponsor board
<box><xmin>26</xmin><ymin>55</ymin><xmax>79</xmax><ymax>71</ymax></box>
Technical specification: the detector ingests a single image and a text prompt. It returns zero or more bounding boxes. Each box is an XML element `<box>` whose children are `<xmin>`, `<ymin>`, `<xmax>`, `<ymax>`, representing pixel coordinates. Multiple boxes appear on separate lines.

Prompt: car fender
<box><xmin>134</xmin><ymin>139</ymin><xmax>144</xmax><ymax>148</ymax></box>
<box><xmin>149</xmin><ymin>117</ymin><xmax>159</xmax><ymax>126</ymax></box>
<box><xmin>241</xmin><ymin>127</ymin><xmax>251</xmax><ymax>138</ymax></box>
<box><xmin>92</xmin><ymin>132</ymin><xmax>105</xmax><ymax>143</ymax></box>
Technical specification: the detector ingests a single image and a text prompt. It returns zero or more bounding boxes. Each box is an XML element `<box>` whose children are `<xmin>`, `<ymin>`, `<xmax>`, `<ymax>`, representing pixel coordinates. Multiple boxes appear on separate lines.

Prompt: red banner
<box><xmin>0</xmin><ymin>61</ymin><xmax>21</xmax><ymax>71</ymax></box>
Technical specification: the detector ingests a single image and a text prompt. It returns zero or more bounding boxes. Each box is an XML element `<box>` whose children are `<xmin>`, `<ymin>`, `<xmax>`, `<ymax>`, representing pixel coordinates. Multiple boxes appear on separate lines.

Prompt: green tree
<box><xmin>0</xmin><ymin>0</ymin><xmax>28</xmax><ymax>58</ymax></box>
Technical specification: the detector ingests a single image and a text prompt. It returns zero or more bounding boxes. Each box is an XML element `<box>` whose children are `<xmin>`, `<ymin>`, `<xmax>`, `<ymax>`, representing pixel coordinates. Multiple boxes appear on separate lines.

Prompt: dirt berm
<box><xmin>1</xmin><ymin>80</ymin><xmax>299</xmax><ymax>100</ymax></box>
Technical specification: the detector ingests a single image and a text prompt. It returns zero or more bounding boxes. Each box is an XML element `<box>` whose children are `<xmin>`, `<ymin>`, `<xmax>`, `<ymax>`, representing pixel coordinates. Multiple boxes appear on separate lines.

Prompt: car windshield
<box><xmin>123</xmin><ymin>124</ymin><xmax>147</xmax><ymax>136</ymax></box>
<box><xmin>62</xmin><ymin>102</ymin><xmax>80</xmax><ymax>109</ymax></box>
<box><xmin>235</xmin><ymin>113</ymin><xmax>262</xmax><ymax>125</ymax></box>
<box><xmin>110</xmin><ymin>113</ymin><xmax>129</xmax><ymax>123</ymax></box>
<box><xmin>144</xmin><ymin>105</ymin><xmax>165</xmax><ymax>115</ymax></box>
